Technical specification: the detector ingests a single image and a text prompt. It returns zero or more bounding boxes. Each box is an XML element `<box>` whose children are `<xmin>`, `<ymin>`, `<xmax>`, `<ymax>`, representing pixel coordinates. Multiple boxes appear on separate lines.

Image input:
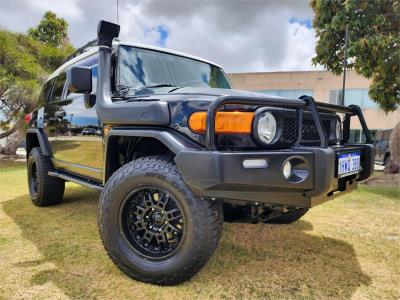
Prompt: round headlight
<box><xmin>257</xmin><ymin>112</ymin><xmax>277</xmax><ymax>144</ymax></box>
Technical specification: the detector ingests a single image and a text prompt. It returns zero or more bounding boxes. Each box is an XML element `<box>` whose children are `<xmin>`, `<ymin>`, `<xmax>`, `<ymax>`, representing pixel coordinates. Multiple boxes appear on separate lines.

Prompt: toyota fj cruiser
<box><xmin>26</xmin><ymin>21</ymin><xmax>375</xmax><ymax>285</ymax></box>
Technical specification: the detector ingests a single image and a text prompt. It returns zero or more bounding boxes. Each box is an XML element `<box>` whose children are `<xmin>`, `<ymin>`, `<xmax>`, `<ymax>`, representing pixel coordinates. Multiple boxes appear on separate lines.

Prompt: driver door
<box><xmin>47</xmin><ymin>56</ymin><xmax>103</xmax><ymax>181</ymax></box>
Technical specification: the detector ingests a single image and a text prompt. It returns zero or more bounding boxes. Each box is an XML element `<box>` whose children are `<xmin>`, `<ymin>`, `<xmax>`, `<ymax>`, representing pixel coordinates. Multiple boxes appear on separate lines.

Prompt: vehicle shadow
<box><xmin>2</xmin><ymin>188</ymin><xmax>371</xmax><ymax>299</ymax></box>
<box><xmin>206</xmin><ymin>220</ymin><xmax>371</xmax><ymax>298</ymax></box>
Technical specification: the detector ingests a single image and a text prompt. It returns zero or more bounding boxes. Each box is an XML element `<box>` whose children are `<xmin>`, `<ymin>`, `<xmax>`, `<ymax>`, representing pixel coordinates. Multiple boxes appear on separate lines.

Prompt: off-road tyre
<box><xmin>266</xmin><ymin>208</ymin><xmax>308</xmax><ymax>224</ymax></box>
<box><xmin>98</xmin><ymin>155</ymin><xmax>223</xmax><ymax>285</ymax></box>
<box><xmin>384</xmin><ymin>153</ymin><xmax>390</xmax><ymax>169</ymax></box>
<box><xmin>27</xmin><ymin>147</ymin><xmax>65</xmax><ymax>206</ymax></box>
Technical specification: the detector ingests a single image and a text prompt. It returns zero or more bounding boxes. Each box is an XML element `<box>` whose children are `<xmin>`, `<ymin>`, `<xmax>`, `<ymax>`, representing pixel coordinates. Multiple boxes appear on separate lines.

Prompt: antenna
<box><xmin>341</xmin><ymin>24</ymin><xmax>349</xmax><ymax>106</ymax></box>
<box><xmin>116</xmin><ymin>0</ymin><xmax>119</xmax><ymax>24</ymax></box>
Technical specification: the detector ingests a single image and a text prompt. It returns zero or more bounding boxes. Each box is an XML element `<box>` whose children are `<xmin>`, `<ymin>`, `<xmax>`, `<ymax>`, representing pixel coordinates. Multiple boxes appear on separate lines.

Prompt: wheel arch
<box><xmin>26</xmin><ymin>129</ymin><xmax>52</xmax><ymax>157</ymax></box>
<box><xmin>103</xmin><ymin>128</ymin><xmax>200</xmax><ymax>183</ymax></box>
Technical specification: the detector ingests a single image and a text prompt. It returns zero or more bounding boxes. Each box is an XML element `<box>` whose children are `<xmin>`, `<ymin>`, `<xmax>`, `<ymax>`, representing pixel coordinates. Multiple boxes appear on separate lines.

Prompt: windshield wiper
<box><xmin>115</xmin><ymin>83</ymin><xmax>180</xmax><ymax>98</ymax></box>
<box><xmin>168</xmin><ymin>86</ymin><xmax>184</xmax><ymax>93</ymax></box>
<box><xmin>145</xmin><ymin>83</ymin><xmax>178</xmax><ymax>88</ymax></box>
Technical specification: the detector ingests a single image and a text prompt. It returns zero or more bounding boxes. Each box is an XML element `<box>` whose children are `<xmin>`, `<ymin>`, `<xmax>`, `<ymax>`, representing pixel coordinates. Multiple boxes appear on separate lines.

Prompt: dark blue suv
<box><xmin>25</xmin><ymin>21</ymin><xmax>375</xmax><ymax>285</ymax></box>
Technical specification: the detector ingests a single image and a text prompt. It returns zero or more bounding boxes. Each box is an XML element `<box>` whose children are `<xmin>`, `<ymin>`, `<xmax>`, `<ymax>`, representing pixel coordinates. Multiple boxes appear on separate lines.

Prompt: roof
<box><xmin>48</xmin><ymin>41</ymin><xmax>221</xmax><ymax>81</ymax></box>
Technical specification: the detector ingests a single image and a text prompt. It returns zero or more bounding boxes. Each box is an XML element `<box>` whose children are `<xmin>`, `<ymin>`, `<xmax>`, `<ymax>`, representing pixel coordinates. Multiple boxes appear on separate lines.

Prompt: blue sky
<box><xmin>288</xmin><ymin>17</ymin><xmax>312</xmax><ymax>29</ymax></box>
<box><xmin>155</xmin><ymin>26</ymin><xmax>169</xmax><ymax>47</ymax></box>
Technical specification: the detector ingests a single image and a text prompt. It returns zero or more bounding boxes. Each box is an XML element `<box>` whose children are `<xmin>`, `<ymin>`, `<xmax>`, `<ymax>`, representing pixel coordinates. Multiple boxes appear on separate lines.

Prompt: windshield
<box><xmin>117</xmin><ymin>45</ymin><xmax>231</xmax><ymax>96</ymax></box>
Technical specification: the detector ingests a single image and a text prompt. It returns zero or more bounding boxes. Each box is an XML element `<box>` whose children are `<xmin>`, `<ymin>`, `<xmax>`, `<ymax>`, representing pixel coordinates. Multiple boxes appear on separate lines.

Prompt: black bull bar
<box><xmin>205</xmin><ymin>95</ymin><xmax>372</xmax><ymax>150</ymax></box>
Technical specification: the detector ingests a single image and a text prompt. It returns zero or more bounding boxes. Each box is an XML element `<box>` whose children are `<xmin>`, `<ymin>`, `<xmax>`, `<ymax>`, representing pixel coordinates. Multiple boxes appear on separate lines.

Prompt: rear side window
<box><xmin>50</xmin><ymin>73</ymin><xmax>66</xmax><ymax>102</ymax></box>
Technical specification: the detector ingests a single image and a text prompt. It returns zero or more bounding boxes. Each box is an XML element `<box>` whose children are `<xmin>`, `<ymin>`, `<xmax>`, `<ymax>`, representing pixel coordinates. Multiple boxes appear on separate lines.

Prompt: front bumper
<box><xmin>174</xmin><ymin>144</ymin><xmax>375</xmax><ymax>208</ymax></box>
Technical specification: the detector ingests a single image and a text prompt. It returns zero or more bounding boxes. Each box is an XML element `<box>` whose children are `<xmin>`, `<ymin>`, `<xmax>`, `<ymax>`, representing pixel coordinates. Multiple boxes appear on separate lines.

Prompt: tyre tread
<box><xmin>28</xmin><ymin>147</ymin><xmax>64</xmax><ymax>206</ymax></box>
<box><xmin>98</xmin><ymin>155</ymin><xmax>223</xmax><ymax>285</ymax></box>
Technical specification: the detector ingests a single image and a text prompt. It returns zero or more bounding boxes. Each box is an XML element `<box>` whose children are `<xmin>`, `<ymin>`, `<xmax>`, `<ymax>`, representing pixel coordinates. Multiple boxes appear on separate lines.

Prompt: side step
<box><xmin>48</xmin><ymin>171</ymin><xmax>103</xmax><ymax>191</ymax></box>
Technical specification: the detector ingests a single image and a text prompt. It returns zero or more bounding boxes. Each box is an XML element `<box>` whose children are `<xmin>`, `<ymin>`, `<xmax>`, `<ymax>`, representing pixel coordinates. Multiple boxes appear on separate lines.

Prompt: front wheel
<box><xmin>98</xmin><ymin>156</ymin><xmax>223</xmax><ymax>285</ymax></box>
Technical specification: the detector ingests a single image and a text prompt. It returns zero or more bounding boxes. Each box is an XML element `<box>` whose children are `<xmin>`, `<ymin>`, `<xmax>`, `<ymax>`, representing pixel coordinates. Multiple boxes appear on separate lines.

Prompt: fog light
<box><xmin>282</xmin><ymin>161</ymin><xmax>292</xmax><ymax>179</ymax></box>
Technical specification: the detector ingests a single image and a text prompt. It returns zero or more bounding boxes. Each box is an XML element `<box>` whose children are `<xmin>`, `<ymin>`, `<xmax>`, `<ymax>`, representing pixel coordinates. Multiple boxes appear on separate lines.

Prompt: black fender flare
<box><xmin>103</xmin><ymin>128</ymin><xmax>201</xmax><ymax>182</ymax></box>
<box><xmin>26</xmin><ymin>128</ymin><xmax>53</xmax><ymax>156</ymax></box>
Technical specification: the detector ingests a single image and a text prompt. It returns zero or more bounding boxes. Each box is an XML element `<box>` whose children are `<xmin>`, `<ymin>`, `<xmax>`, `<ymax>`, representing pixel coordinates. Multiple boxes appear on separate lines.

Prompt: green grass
<box><xmin>0</xmin><ymin>163</ymin><xmax>399</xmax><ymax>299</ymax></box>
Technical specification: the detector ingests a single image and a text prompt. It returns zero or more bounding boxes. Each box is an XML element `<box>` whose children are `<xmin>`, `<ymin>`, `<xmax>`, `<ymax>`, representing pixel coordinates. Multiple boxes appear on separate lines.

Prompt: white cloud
<box><xmin>0</xmin><ymin>0</ymin><xmax>320</xmax><ymax>72</ymax></box>
<box><xmin>280</xmin><ymin>22</ymin><xmax>319</xmax><ymax>71</ymax></box>
<box><xmin>116</xmin><ymin>0</ymin><xmax>319</xmax><ymax>72</ymax></box>
<box><xmin>0</xmin><ymin>0</ymin><xmax>83</xmax><ymax>32</ymax></box>
<box><xmin>29</xmin><ymin>0</ymin><xmax>83</xmax><ymax>20</ymax></box>
<box><xmin>118</xmin><ymin>3</ymin><xmax>165</xmax><ymax>46</ymax></box>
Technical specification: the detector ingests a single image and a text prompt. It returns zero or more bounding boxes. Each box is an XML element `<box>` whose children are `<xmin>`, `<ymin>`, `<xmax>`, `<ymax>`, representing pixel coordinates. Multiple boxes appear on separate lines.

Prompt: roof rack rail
<box><xmin>63</xmin><ymin>38</ymin><xmax>98</xmax><ymax>63</ymax></box>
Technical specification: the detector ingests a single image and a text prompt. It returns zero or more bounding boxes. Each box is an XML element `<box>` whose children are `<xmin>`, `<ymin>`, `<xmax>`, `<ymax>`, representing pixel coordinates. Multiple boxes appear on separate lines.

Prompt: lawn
<box><xmin>0</xmin><ymin>162</ymin><xmax>399</xmax><ymax>299</ymax></box>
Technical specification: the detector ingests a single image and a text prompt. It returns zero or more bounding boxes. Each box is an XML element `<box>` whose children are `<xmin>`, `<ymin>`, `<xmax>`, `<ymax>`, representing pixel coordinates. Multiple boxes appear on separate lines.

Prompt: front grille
<box><xmin>283</xmin><ymin>118</ymin><xmax>297</xmax><ymax>142</ymax></box>
<box><xmin>283</xmin><ymin>117</ymin><xmax>335</xmax><ymax>143</ymax></box>
<box><xmin>302</xmin><ymin>119</ymin><xmax>320</xmax><ymax>140</ymax></box>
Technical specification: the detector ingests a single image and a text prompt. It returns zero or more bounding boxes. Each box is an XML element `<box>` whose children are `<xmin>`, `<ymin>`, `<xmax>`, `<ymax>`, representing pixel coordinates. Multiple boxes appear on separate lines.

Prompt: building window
<box><xmin>329</xmin><ymin>90</ymin><xmax>342</xmax><ymax>105</ymax></box>
<box><xmin>329</xmin><ymin>89</ymin><xmax>377</xmax><ymax>108</ymax></box>
<box><xmin>349</xmin><ymin>129</ymin><xmax>377</xmax><ymax>143</ymax></box>
<box><xmin>257</xmin><ymin>89</ymin><xmax>313</xmax><ymax>99</ymax></box>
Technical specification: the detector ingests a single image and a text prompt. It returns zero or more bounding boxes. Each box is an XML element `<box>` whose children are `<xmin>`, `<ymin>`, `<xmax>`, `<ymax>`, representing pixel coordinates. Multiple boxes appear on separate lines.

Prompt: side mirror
<box><xmin>84</xmin><ymin>94</ymin><xmax>96</xmax><ymax>109</ymax></box>
<box><xmin>66</xmin><ymin>66</ymin><xmax>92</xmax><ymax>93</ymax></box>
<box><xmin>55</xmin><ymin>110</ymin><xmax>66</xmax><ymax>119</ymax></box>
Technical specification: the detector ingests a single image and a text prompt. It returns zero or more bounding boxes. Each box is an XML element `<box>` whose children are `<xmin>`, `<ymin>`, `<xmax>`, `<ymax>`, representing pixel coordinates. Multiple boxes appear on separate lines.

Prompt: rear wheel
<box><xmin>27</xmin><ymin>147</ymin><xmax>65</xmax><ymax>206</ymax></box>
<box><xmin>98</xmin><ymin>155</ymin><xmax>223</xmax><ymax>285</ymax></box>
<box><xmin>384</xmin><ymin>153</ymin><xmax>390</xmax><ymax>168</ymax></box>
<box><xmin>266</xmin><ymin>208</ymin><xmax>308</xmax><ymax>224</ymax></box>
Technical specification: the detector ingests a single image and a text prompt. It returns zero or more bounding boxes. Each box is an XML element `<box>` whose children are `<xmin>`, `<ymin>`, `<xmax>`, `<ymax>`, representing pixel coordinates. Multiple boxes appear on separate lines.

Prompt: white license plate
<box><xmin>338</xmin><ymin>152</ymin><xmax>361</xmax><ymax>177</ymax></box>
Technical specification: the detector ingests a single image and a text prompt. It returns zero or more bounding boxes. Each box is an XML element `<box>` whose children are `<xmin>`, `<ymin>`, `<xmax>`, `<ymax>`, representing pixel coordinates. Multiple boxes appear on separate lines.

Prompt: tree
<box><xmin>28</xmin><ymin>11</ymin><xmax>69</xmax><ymax>47</ymax></box>
<box><xmin>0</xmin><ymin>12</ymin><xmax>73</xmax><ymax>154</ymax></box>
<box><xmin>311</xmin><ymin>0</ymin><xmax>400</xmax><ymax>173</ymax></box>
<box><xmin>387</xmin><ymin>122</ymin><xmax>400</xmax><ymax>173</ymax></box>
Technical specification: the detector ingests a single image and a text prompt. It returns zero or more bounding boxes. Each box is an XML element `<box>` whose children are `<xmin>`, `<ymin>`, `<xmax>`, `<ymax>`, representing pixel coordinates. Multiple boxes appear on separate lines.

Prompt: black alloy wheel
<box><xmin>120</xmin><ymin>187</ymin><xmax>186</xmax><ymax>259</ymax></box>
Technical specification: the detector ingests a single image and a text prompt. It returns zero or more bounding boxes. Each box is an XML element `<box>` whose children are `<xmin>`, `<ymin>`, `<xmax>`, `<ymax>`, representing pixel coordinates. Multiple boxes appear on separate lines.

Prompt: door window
<box><xmin>50</xmin><ymin>73</ymin><xmax>67</xmax><ymax>102</ymax></box>
<box><xmin>38</xmin><ymin>79</ymin><xmax>55</xmax><ymax>105</ymax></box>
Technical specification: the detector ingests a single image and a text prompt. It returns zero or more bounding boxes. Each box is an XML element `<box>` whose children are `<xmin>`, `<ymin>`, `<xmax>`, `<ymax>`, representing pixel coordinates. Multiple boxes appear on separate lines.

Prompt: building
<box><xmin>228</xmin><ymin>70</ymin><xmax>399</xmax><ymax>143</ymax></box>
